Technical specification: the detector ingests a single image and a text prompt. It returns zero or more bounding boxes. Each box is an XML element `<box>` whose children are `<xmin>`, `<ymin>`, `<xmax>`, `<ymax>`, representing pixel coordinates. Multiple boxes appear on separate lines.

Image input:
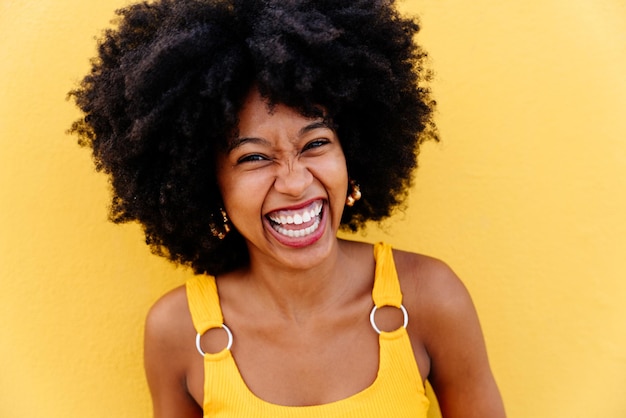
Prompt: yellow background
<box><xmin>1</xmin><ymin>0</ymin><xmax>625</xmax><ymax>417</ymax></box>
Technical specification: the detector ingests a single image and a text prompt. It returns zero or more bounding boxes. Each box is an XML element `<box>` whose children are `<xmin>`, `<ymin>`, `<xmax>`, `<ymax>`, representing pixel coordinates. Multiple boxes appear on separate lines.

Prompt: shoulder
<box><xmin>145</xmin><ymin>285</ymin><xmax>193</xmax><ymax>341</ymax></box>
<box><xmin>393</xmin><ymin>248</ymin><xmax>506</xmax><ymax>417</ymax></box>
<box><xmin>391</xmin><ymin>248</ymin><xmax>479</xmax><ymax>358</ymax></box>
<box><xmin>144</xmin><ymin>285</ymin><xmax>205</xmax><ymax>415</ymax></box>
<box><xmin>392</xmin><ymin>248</ymin><xmax>472</xmax><ymax>316</ymax></box>
<box><xmin>144</xmin><ymin>285</ymin><xmax>197</xmax><ymax>370</ymax></box>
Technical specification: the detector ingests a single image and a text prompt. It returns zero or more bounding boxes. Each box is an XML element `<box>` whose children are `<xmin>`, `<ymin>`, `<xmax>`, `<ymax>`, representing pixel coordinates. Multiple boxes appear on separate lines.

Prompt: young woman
<box><xmin>70</xmin><ymin>0</ymin><xmax>506</xmax><ymax>416</ymax></box>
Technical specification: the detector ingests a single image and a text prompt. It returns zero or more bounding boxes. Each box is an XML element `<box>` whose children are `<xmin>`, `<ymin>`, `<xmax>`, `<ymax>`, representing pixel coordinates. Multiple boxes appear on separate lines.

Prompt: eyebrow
<box><xmin>298</xmin><ymin>120</ymin><xmax>332</xmax><ymax>136</ymax></box>
<box><xmin>227</xmin><ymin>136</ymin><xmax>270</xmax><ymax>152</ymax></box>
<box><xmin>227</xmin><ymin>120</ymin><xmax>332</xmax><ymax>152</ymax></box>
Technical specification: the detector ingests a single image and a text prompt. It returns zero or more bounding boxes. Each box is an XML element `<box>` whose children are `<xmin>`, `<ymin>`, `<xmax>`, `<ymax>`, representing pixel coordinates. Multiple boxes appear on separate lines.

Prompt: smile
<box><xmin>267</xmin><ymin>201</ymin><xmax>323</xmax><ymax>238</ymax></box>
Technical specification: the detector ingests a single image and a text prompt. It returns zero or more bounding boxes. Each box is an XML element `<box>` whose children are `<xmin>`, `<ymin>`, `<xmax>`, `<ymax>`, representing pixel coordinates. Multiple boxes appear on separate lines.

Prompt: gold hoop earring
<box><xmin>210</xmin><ymin>208</ymin><xmax>231</xmax><ymax>240</ymax></box>
<box><xmin>345</xmin><ymin>180</ymin><xmax>362</xmax><ymax>207</ymax></box>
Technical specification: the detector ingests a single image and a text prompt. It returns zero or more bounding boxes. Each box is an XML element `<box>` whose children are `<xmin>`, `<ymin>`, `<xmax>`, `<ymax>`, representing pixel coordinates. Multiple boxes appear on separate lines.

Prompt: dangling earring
<box><xmin>210</xmin><ymin>208</ymin><xmax>231</xmax><ymax>240</ymax></box>
<box><xmin>345</xmin><ymin>180</ymin><xmax>362</xmax><ymax>207</ymax></box>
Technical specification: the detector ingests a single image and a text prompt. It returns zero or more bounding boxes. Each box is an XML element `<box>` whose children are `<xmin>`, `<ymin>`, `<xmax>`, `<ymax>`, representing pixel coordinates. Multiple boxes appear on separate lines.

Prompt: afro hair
<box><xmin>69</xmin><ymin>0</ymin><xmax>438</xmax><ymax>275</ymax></box>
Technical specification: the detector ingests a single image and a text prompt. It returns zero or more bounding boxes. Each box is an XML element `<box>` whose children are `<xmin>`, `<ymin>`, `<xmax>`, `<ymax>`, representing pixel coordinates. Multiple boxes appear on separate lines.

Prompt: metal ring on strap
<box><xmin>195</xmin><ymin>324</ymin><xmax>233</xmax><ymax>356</ymax></box>
<box><xmin>369</xmin><ymin>304</ymin><xmax>409</xmax><ymax>335</ymax></box>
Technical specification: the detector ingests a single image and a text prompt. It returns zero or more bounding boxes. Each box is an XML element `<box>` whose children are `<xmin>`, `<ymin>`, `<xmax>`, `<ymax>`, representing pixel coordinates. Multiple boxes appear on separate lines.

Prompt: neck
<box><xmin>242</xmin><ymin>239</ymin><xmax>365</xmax><ymax>321</ymax></box>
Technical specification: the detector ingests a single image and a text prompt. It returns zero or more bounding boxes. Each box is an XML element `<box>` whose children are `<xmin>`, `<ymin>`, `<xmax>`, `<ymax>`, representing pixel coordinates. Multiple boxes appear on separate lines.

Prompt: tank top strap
<box><xmin>185</xmin><ymin>275</ymin><xmax>224</xmax><ymax>335</ymax></box>
<box><xmin>372</xmin><ymin>242</ymin><xmax>403</xmax><ymax>308</ymax></box>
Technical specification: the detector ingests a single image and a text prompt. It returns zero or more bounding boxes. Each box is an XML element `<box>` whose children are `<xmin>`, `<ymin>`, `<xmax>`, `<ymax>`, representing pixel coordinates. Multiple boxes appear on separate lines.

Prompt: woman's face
<box><xmin>216</xmin><ymin>88</ymin><xmax>348</xmax><ymax>271</ymax></box>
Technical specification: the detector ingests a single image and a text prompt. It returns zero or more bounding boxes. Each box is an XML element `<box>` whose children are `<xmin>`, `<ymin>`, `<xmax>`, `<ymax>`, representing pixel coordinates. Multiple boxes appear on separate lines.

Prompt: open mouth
<box><xmin>266</xmin><ymin>200</ymin><xmax>324</xmax><ymax>239</ymax></box>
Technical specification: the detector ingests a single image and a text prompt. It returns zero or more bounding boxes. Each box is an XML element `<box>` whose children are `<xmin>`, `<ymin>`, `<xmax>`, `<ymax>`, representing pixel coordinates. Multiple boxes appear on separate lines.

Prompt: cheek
<box><xmin>219</xmin><ymin>173</ymin><xmax>274</xmax><ymax>223</ymax></box>
<box><xmin>325</xmin><ymin>154</ymin><xmax>349</xmax><ymax>188</ymax></box>
<box><xmin>220</xmin><ymin>176</ymin><xmax>256</xmax><ymax>206</ymax></box>
<box><xmin>214</xmin><ymin>158</ymin><xmax>231</xmax><ymax>198</ymax></box>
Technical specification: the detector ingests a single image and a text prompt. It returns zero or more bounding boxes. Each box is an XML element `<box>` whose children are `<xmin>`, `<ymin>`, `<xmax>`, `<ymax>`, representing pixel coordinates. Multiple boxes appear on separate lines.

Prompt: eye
<box><xmin>236</xmin><ymin>153</ymin><xmax>269</xmax><ymax>164</ymax></box>
<box><xmin>303</xmin><ymin>139</ymin><xmax>330</xmax><ymax>152</ymax></box>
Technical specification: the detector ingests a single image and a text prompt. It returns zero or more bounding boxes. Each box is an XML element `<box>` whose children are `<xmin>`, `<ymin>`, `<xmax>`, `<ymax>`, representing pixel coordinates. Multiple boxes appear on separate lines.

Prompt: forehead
<box><xmin>229</xmin><ymin>88</ymin><xmax>330</xmax><ymax>148</ymax></box>
<box><xmin>236</xmin><ymin>89</ymin><xmax>303</xmax><ymax>133</ymax></box>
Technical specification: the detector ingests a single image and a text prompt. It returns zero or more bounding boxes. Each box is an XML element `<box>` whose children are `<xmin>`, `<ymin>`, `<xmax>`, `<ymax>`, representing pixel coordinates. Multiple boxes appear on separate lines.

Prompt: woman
<box><xmin>70</xmin><ymin>0</ymin><xmax>506</xmax><ymax>416</ymax></box>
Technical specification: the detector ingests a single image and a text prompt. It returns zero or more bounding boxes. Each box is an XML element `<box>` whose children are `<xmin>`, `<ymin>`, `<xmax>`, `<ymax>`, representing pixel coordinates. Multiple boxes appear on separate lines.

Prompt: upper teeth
<box><xmin>269</xmin><ymin>201</ymin><xmax>323</xmax><ymax>225</ymax></box>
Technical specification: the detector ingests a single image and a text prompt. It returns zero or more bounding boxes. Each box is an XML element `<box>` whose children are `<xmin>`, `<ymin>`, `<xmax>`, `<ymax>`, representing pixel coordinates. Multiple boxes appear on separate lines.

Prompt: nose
<box><xmin>273</xmin><ymin>160</ymin><xmax>313</xmax><ymax>197</ymax></box>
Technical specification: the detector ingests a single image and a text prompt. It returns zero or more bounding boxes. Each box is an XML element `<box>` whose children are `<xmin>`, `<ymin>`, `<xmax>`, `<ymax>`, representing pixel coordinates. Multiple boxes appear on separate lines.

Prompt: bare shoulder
<box><xmin>392</xmin><ymin>249</ymin><xmax>506</xmax><ymax>417</ymax></box>
<box><xmin>392</xmin><ymin>249</ymin><xmax>472</xmax><ymax>316</ymax></box>
<box><xmin>392</xmin><ymin>249</ymin><xmax>478</xmax><ymax>363</ymax></box>
<box><xmin>144</xmin><ymin>285</ymin><xmax>198</xmax><ymax>380</ymax></box>
<box><xmin>392</xmin><ymin>248</ymin><xmax>479</xmax><ymax>351</ymax></box>
<box><xmin>144</xmin><ymin>285</ymin><xmax>203</xmax><ymax>417</ymax></box>
<box><xmin>145</xmin><ymin>285</ymin><xmax>195</xmax><ymax>347</ymax></box>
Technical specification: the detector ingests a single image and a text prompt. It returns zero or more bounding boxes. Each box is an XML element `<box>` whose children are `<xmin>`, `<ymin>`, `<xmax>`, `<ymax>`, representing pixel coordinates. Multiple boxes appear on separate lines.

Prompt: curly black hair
<box><xmin>69</xmin><ymin>0</ymin><xmax>437</xmax><ymax>275</ymax></box>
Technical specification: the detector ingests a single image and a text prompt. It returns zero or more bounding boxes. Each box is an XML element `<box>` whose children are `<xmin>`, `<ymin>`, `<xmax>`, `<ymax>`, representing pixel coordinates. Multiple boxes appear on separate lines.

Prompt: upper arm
<box><xmin>398</xmin><ymin>253</ymin><xmax>506</xmax><ymax>418</ymax></box>
<box><xmin>144</xmin><ymin>287</ymin><xmax>203</xmax><ymax>418</ymax></box>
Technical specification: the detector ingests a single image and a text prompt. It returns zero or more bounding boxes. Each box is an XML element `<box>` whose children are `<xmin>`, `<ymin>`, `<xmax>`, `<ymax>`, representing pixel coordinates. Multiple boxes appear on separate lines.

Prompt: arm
<box><xmin>144</xmin><ymin>287</ymin><xmax>203</xmax><ymax>418</ymax></box>
<box><xmin>400</xmin><ymin>254</ymin><xmax>506</xmax><ymax>418</ymax></box>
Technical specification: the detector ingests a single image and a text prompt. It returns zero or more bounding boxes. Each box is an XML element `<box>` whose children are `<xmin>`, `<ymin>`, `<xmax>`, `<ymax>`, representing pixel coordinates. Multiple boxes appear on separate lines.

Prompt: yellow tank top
<box><xmin>185</xmin><ymin>242</ymin><xmax>430</xmax><ymax>417</ymax></box>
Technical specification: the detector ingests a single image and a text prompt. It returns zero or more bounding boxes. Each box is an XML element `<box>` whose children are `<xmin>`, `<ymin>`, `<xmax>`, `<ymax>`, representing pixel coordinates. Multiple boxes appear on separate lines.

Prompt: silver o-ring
<box><xmin>195</xmin><ymin>324</ymin><xmax>233</xmax><ymax>356</ymax></box>
<box><xmin>369</xmin><ymin>305</ymin><xmax>409</xmax><ymax>335</ymax></box>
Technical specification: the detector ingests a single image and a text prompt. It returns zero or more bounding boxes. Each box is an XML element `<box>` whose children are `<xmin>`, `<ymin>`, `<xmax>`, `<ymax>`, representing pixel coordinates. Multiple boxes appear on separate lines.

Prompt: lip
<box><xmin>264</xmin><ymin>199</ymin><xmax>328</xmax><ymax>248</ymax></box>
<box><xmin>265</xmin><ymin>198</ymin><xmax>322</xmax><ymax>214</ymax></box>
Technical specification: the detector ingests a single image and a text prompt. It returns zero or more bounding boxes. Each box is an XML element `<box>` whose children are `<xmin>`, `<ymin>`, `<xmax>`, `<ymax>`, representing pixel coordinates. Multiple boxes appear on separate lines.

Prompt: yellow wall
<box><xmin>1</xmin><ymin>1</ymin><xmax>625</xmax><ymax>417</ymax></box>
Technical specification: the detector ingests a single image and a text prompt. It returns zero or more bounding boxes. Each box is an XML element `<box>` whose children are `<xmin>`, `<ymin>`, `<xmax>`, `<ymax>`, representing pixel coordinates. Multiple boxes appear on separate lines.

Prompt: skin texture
<box><xmin>216</xmin><ymin>88</ymin><xmax>348</xmax><ymax>273</ymax></box>
<box><xmin>144</xmin><ymin>89</ymin><xmax>506</xmax><ymax>417</ymax></box>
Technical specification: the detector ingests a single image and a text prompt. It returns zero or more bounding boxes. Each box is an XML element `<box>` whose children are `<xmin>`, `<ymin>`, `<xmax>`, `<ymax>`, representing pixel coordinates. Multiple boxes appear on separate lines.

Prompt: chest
<box><xmin>244</xmin><ymin>315</ymin><xmax>383</xmax><ymax>405</ymax></box>
<box><xmin>188</xmin><ymin>314</ymin><xmax>381</xmax><ymax>407</ymax></box>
